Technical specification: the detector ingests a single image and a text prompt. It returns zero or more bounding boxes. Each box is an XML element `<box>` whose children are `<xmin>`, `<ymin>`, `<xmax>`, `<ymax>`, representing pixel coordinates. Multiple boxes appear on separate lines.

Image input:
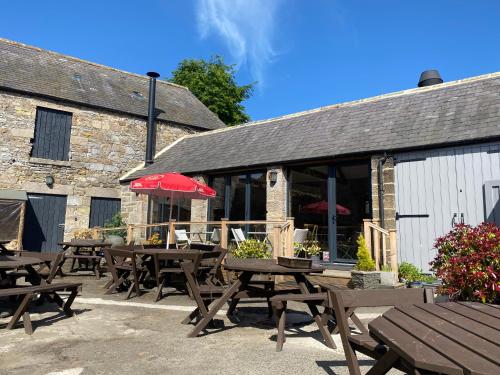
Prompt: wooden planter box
<box><xmin>350</xmin><ymin>270</ymin><xmax>381</xmax><ymax>289</ymax></box>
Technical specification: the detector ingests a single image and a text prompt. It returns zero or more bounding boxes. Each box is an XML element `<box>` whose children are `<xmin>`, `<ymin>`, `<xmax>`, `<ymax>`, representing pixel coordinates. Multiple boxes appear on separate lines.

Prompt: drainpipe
<box><xmin>377</xmin><ymin>153</ymin><xmax>388</xmax><ymax>228</ymax></box>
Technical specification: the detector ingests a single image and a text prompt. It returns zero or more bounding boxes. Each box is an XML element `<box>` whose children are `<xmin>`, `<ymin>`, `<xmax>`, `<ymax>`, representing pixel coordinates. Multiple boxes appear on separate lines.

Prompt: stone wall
<box><xmin>0</xmin><ymin>91</ymin><xmax>194</xmax><ymax>239</ymax></box>
<box><xmin>266</xmin><ymin>166</ymin><xmax>287</xmax><ymax>222</ymax></box>
<box><xmin>370</xmin><ymin>155</ymin><xmax>396</xmax><ymax>230</ymax></box>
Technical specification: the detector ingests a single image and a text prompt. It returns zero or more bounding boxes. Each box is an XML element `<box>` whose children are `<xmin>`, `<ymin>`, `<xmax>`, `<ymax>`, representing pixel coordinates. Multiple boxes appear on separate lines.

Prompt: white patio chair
<box><xmin>231</xmin><ymin>228</ymin><xmax>246</xmax><ymax>248</ymax></box>
<box><xmin>293</xmin><ymin>228</ymin><xmax>309</xmax><ymax>245</ymax></box>
<box><xmin>210</xmin><ymin>228</ymin><xmax>221</xmax><ymax>244</ymax></box>
<box><xmin>175</xmin><ymin>229</ymin><xmax>191</xmax><ymax>249</ymax></box>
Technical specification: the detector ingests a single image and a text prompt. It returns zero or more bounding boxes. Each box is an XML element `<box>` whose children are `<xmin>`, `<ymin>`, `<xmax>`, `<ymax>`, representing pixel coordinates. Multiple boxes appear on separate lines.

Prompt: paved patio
<box><xmin>0</xmin><ymin>275</ymin><xmax>400</xmax><ymax>375</ymax></box>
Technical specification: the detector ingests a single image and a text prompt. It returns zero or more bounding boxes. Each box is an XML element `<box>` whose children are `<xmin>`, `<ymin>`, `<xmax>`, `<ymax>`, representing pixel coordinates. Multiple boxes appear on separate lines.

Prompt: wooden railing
<box><xmin>363</xmin><ymin>219</ymin><xmax>397</xmax><ymax>272</ymax></box>
<box><xmin>91</xmin><ymin>218</ymin><xmax>295</xmax><ymax>258</ymax></box>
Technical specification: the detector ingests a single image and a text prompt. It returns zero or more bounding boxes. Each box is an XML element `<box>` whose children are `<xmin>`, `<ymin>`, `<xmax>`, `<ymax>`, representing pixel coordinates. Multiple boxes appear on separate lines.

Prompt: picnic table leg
<box><xmin>63</xmin><ymin>287</ymin><xmax>79</xmax><ymax>316</ymax></box>
<box><xmin>366</xmin><ymin>349</ymin><xmax>399</xmax><ymax>375</ymax></box>
<box><xmin>7</xmin><ymin>293</ymin><xmax>33</xmax><ymax>331</ymax></box>
<box><xmin>294</xmin><ymin>274</ymin><xmax>337</xmax><ymax>349</ymax></box>
<box><xmin>188</xmin><ymin>271</ymin><xmax>252</xmax><ymax>338</ymax></box>
<box><xmin>25</xmin><ymin>265</ymin><xmax>44</xmax><ymax>286</ymax></box>
<box><xmin>226</xmin><ymin>271</ymin><xmax>253</xmax><ymax>316</ymax></box>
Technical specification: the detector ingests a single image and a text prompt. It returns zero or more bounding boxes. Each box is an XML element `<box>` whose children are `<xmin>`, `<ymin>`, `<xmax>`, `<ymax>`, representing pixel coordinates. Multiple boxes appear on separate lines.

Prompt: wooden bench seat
<box><xmin>0</xmin><ymin>282</ymin><xmax>82</xmax><ymax>334</ymax></box>
<box><xmin>269</xmin><ymin>280</ymin><xmax>350</xmax><ymax>352</ymax></box>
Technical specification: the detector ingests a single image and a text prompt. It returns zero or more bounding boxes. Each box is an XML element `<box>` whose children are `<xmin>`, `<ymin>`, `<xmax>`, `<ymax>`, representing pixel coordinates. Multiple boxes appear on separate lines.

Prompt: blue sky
<box><xmin>1</xmin><ymin>1</ymin><xmax>499</xmax><ymax>122</ymax></box>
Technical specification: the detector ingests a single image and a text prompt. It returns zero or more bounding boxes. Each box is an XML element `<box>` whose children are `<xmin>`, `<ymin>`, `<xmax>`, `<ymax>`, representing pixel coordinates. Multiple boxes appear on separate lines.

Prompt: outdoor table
<box><xmin>186</xmin><ymin>258</ymin><xmax>331</xmax><ymax>345</ymax></box>
<box><xmin>367</xmin><ymin>301</ymin><xmax>500</xmax><ymax>375</ymax></box>
<box><xmin>59</xmin><ymin>240</ymin><xmax>110</xmax><ymax>279</ymax></box>
<box><xmin>0</xmin><ymin>255</ymin><xmax>44</xmax><ymax>286</ymax></box>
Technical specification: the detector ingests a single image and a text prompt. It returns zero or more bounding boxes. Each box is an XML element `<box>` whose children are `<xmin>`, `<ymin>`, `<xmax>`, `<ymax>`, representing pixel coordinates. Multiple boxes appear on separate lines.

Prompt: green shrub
<box><xmin>431</xmin><ymin>222</ymin><xmax>499</xmax><ymax>303</ymax></box>
<box><xmin>354</xmin><ymin>234</ymin><xmax>376</xmax><ymax>271</ymax></box>
<box><xmin>232</xmin><ymin>239</ymin><xmax>271</xmax><ymax>259</ymax></box>
<box><xmin>398</xmin><ymin>262</ymin><xmax>422</xmax><ymax>282</ymax></box>
<box><xmin>104</xmin><ymin>213</ymin><xmax>127</xmax><ymax>239</ymax></box>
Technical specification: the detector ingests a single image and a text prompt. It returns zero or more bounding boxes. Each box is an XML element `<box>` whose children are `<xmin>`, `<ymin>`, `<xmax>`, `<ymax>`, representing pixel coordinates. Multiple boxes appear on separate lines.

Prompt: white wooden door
<box><xmin>395</xmin><ymin>142</ymin><xmax>500</xmax><ymax>271</ymax></box>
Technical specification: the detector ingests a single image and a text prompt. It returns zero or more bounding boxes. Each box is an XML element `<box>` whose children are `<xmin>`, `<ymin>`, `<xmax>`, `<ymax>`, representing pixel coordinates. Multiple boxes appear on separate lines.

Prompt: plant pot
<box><xmin>350</xmin><ymin>270</ymin><xmax>381</xmax><ymax>289</ymax></box>
<box><xmin>106</xmin><ymin>234</ymin><xmax>125</xmax><ymax>247</ymax></box>
<box><xmin>380</xmin><ymin>271</ymin><xmax>397</xmax><ymax>286</ymax></box>
<box><xmin>310</xmin><ymin>255</ymin><xmax>321</xmax><ymax>264</ymax></box>
<box><xmin>409</xmin><ymin>281</ymin><xmax>423</xmax><ymax>288</ymax></box>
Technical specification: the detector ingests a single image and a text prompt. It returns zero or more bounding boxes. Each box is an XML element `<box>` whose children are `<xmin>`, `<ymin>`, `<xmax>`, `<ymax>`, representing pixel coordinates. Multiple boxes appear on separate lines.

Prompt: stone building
<box><xmin>123</xmin><ymin>71</ymin><xmax>500</xmax><ymax>270</ymax></box>
<box><xmin>0</xmin><ymin>38</ymin><xmax>225</xmax><ymax>250</ymax></box>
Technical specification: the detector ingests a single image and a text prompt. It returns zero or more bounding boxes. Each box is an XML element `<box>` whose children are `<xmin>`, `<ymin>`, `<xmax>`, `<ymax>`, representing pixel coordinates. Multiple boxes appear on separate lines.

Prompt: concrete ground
<box><xmin>0</xmin><ymin>273</ymin><xmax>401</xmax><ymax>375</ymax></box>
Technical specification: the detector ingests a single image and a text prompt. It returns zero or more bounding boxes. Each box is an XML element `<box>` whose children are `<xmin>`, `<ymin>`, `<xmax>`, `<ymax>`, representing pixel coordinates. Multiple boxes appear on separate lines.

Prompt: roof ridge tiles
<box><xmin>0</xmin><ymin>37</ymin><xmax>188</xmax><ymax>91</ymax></box>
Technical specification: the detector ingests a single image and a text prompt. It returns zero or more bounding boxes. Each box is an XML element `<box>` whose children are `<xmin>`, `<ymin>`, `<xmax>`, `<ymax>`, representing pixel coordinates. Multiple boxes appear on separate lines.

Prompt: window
<box><xmin>31</xmin><ymin>107</ymin><xmax>72</xmax><ymax>161</ymax></box>
<box><xmin>89</xmin><ymin>197</ymin><xmax>121</xmax><ymax>228</ymax></box>
<box><xmin>208</xmin><ymin>171</ymin><xmax>267</xmax><ymax>221</ymax></box>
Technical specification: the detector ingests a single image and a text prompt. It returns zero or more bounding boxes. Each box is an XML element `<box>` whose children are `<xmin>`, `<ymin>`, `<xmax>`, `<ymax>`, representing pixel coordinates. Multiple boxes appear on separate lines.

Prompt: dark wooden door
<box><xmin>23</xmin><ymin>193</ymin><xmax>67</xmax><ymax>252</ymax></box>
<box><xmin>89</xmin><ymin>197</ymin><xmax>121</xmax><ymax>228</ymax></box>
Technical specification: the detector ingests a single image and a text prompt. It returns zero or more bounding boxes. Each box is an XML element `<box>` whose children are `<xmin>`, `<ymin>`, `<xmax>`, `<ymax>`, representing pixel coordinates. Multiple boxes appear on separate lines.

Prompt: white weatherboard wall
<box><xmin>394</xmin><ymin>141</ymin><xmax>500</xmax><ymax>272</ymax></box>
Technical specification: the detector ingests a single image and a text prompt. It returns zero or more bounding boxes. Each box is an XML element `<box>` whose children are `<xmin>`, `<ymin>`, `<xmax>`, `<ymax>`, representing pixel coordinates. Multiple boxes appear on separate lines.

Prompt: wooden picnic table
<box><xmin>186</xmin><ymin>258</ymin><xmax>329</xmax><ymax>342</ymax></box>
<box><xmin>133</xmin><ymin>247</ymin><xmax>223</xmax><ymax>301</ymax></box>
<box><xmin>58</xmin><ymin>240</ymin><xmax>111</xmax><ymax>279</ymax></box>
<box><xmin>368</xmin><ymin>301</ymin><xmax>500</xmax><ymax>375</ymax></box>
<box><xmin>0</xmin><ymin>256</ymin><xmax>44</xmax><ymax>286</ymax></box>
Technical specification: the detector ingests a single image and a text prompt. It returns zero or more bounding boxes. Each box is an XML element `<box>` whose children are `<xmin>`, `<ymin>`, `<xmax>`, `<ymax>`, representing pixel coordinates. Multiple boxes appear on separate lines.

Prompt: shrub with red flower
<box><xmin>430</xmin><ymin>222</ymin><xmax>499</xmax><ymax>303</ymax></box>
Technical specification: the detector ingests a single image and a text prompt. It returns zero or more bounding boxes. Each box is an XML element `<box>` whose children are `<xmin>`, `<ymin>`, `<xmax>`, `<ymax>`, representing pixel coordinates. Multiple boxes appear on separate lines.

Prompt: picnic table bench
<box><xmin>368</xmin><ymin>301</ymin><xmax>500</xmax><ymax>375</ymax></box>
<box><xmin>0</xmin><ymin>282</ymin><xmax>81</xmax><ymax>334</ymax></box>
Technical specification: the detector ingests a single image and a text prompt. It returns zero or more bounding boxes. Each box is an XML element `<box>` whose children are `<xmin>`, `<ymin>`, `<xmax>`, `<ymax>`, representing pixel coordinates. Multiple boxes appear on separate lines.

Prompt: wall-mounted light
<box><xmin>269</xmin><ymin>171</ymin><xmax>278</xmax><ymax>186</ymax></box>
<box><xmin>45</xmin><ymin>175</ymin><xmax>55</xmax><ymax>188</ymax></box>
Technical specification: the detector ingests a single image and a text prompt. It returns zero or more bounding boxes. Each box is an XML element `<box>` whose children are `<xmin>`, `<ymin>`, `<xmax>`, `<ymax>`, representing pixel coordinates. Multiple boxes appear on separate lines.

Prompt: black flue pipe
<box><xmin>145</xmin><ymin>71</ymin><xmax>160</xmax><ymax>165</ymax></box>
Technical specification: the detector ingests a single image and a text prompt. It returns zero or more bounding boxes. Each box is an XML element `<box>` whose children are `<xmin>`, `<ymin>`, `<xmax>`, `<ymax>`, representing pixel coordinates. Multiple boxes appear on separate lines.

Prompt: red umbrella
<box><xmin>130</xmin><ymin>172</ymin><xmax>216</xmax><ymax>220</ymax></box>
<box><xmin>302</xmin><ymin>200</ymin><xmax>351</xmax><ymax>216</ymax></box>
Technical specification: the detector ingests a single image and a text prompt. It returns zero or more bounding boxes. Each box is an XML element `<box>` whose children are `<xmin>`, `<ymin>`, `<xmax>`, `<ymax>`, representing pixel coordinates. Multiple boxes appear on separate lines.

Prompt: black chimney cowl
<box><xmin>145</xmin><ymin>71</ymin><xmax>160</xmax><ymax>165</ymax></box>
<box><xmin>418</xmin><ymin>70</ymin><xmax>443</xmax><ymax>87</ymax></box>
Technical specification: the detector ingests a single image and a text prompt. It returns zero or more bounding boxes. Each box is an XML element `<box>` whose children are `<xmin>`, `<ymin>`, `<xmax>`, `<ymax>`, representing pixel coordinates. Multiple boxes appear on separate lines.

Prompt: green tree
<box><xmin>169</xmin><ymin>56</ymin><xmax>254</xmax><ymax>126</ymax></box>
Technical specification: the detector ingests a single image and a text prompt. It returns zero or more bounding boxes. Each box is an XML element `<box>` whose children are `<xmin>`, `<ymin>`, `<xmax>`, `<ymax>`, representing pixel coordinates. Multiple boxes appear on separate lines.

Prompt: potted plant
<box><xmin>350</xmin><ymin>234</ymin><xmax>380</xmax><ymax>289</ymax></box>
<box><xmin>398</xmin><ymin>262</ymin><xmax>423</xmax><ymax>287</ymax></box>
<box><xmin>304</xmin><ymin>240</ymin><xmax>322</xmax><ymax>263</ymax></box>
<box><xmin>103</xmin><ymin>213</ymin><xmax>127</xmax><ymax>247</ymax></box>
<box><xmin>230</xmin><ymin>239</ymin><xmax>272</xmax><ymax>283</ymax></box>
<box><xmin>232</xmin><ymin>239</ymin><xmax>271</xmax><ymax>259</ymax></box>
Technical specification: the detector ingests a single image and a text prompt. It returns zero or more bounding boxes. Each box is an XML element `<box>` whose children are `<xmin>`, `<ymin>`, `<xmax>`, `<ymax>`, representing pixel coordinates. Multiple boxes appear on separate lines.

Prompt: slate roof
<box><xmin>0</xmin><ymin>38</ymin><xmax>225</xmax><ymax>130</ymax></box>
<box><xmin>124</xmin><ymin>72</ymin><xmax>500</xmax><ymax>180</ymax></box>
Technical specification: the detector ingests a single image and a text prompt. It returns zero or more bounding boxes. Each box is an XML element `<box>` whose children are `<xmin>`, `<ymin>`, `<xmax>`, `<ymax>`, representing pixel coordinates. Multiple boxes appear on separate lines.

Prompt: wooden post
<box><xmin>168</xmin><ymin>220</ymin><xmax>176</xmax><ymax>246</ymax></box>
<box><xmin>273</xmin><ymin>224</ymin><xmax>281</xmax><ymax>258</ymax></box>
<box><xmin>220</xmin><ymin>218</ymin><xmax>228</xmax><ymax>250</ymax></box>
<box><xmin>16</xmin><ymin>201</ymin><xmax>26</xmax><ymax>250</ymax></box>
<box><xmin>389</xmin><ymin>229</ymin><xmax>398</xmax><ymax>274</ymax></box>
<box><xmin>286</xmin><ymin>217</ymin><xmax>294</xmax><ymax>258</ymax></box>
<box><xmin>381</xmin><ymin>234</ymin><xmax>387</xmax><ymax>267</ymax></box>
<box><xmin>373</xmin><ymin>228</ymin><xmax>380</xmax><ymax>271</ymax></box>
<box><xmin>126</xmin><ymin>224</ymin><xmax>133</xmax><ymax>244</ymax></box>
<box><xmin>363</xmin><ymin>219</ymin><xmax>372</xmax><ymax>256</ymax></box>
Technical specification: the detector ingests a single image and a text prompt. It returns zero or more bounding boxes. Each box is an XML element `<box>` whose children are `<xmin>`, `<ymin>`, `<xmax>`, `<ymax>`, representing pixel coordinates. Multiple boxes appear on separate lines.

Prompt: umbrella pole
<box><xmin>166</xmin><ymin>191</ymin><xmax>174</xmax><ymax>248</ymax></box>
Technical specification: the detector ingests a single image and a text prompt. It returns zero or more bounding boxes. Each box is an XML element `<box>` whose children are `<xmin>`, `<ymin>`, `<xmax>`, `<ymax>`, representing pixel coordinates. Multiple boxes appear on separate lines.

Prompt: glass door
<box><xmin>289</xmin><ymin>162</ymin><xmax>371</xmax><ymax>263</ymax></box>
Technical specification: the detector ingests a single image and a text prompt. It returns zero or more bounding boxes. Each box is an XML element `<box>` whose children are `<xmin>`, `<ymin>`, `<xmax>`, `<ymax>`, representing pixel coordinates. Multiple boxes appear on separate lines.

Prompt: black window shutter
<box><xmin>32</xmin><ymin>107</ymin><xmax>72</xmax><ymax>161</ymax></box>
